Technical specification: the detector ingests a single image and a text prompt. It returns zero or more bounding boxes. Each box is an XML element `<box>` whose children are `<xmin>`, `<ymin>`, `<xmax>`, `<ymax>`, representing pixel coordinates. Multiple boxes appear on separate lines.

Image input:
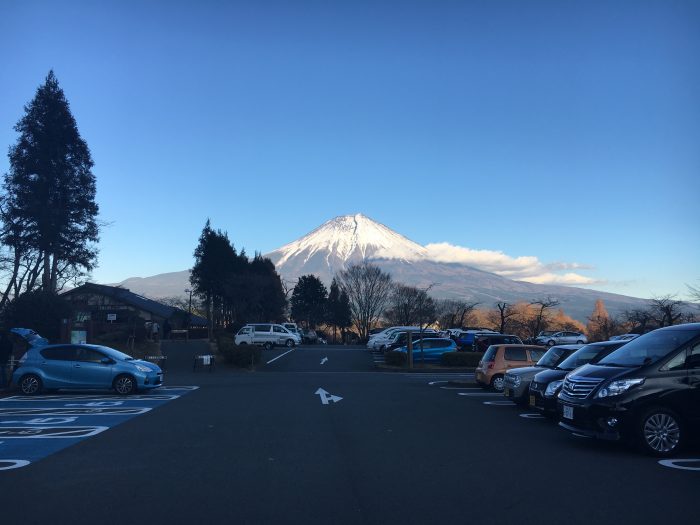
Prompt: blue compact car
<box><xmin>12</xmin><ymin>344</ymin><xmax>163</xmax><ymax>395</ymax></box>
<box><xmin>394</xmin><ymin>338</ymin><xmax>457</xmax><ymax>363</ymax></box>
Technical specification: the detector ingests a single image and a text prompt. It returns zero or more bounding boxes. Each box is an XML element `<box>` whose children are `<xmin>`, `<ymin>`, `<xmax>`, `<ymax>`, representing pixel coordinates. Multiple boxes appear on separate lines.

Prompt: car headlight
<box><xmin>545</xmin><ymin>380</ymin><xmax>564</xmax><ymax>397</ymax></box>
<box><xmin>135</xmin><ymin>364</ymin><xmax>151</xmax><ymax>373</ymax></box>
<box><xmin>597</xmin><ymin>378</ymin><xmax>645</xmax><ymax>398</ymax></box>
<box><xmin>512</xmin><ymin>375</ymin><xmax>521</xmax><ymax>388</ymax></box>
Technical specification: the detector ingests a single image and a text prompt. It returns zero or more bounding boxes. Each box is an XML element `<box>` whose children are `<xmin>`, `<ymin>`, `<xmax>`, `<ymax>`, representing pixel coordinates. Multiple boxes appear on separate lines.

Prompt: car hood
<box><xmin>566</xmin><ymin>363</ymin><xmax>636</xmax><ymax>382</ymax></box>
<box><xmin>507</xmin><ymin>366</ymin><xmax>543</xmax><ymax>378</ymax></box>
<box><xmin>10</xmin><ymin>328</ymin><xmax>49</xmax><ymax>347</ymax></box>
<box><xmin>533</xmin><ymin>368</ymin><xmax>568</xmax><ymax>383</ymax></box>
<box><xmin>131</xmin><ymin>359</ymin><xmax>161</xmax><ymax>372</ymax></box>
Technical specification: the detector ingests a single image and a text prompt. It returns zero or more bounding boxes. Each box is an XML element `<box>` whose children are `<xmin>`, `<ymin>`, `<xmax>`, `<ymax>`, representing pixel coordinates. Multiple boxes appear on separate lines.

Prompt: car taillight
<box><xmin>487</xmin><ymin>363</ymin><xmax>494</xmax><ymax>369</ymax></box>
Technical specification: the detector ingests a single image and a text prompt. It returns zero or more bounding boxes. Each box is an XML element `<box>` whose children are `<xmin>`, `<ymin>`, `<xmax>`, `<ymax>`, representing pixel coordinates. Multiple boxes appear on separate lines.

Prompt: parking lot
<box><xmin>0</xmin><ymin>343</ymin><xmax>696</xmax><ymax>524</ymax></box>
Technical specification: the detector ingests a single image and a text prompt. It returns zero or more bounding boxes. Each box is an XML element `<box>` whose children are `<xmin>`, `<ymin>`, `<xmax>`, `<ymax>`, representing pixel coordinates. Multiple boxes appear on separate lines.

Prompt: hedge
<box><xmin>440</xmin><ymin>351</ymin><xmax>484</xmax><ymax>367</ymax></box>
<box><xmin>384</xmin><ymin>351</ymin><xmax>407</xmax><ymax>366</ymax></box>
<box><xmin>217</xmin><ymin>336</ymin><xmax>262</xmax><ymax>367</ymax></box>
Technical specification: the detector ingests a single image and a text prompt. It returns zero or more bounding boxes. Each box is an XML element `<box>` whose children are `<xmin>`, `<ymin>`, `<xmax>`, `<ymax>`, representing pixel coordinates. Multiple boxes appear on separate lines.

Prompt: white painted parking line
<box><xmin>483</xmin><ymin>400</ymin><xmax>516</xmax><ymax>406</ymax></box>
<box><xmin>158</xmin><ymin>386</ymin><xmax>200</xmax><ymax>391</ymax></box>
<box><xmin>658</xmin><ymin>459</ymin><xmax>700</xmax><ymax>471</ymax></box>
<box><xmin>440</xmin><ymin>386</ymin><xmax>481</xmax><ymax>390</ymax></box>
<box><xmin>519</xmin><ymin>413</ymin><xmax>545</xmax><ymax>419</ymax></box>
<box><xmin>0</xmin><ymin>426</ymin><xmax>109</xmax><ymax>438</ymax></box>
<box><xmin>1</xmin><ymin>395</ymin><xmax>179</xmax><ymax>402</ymax></box>
<box><xmin>0</xmin><ymin>460</ymin><xmax>30</xmax><ymax>471</ymax></box>
<box><xmin>266</xmin><ymin>348</ymin><xmax>296</xmax><ymax>364</ymax></box>
<box><xmin>458</xmin><ymin>392</ymin><xmax>503</xmax><ymax>396</ymax></box>
<box><xmin>315</xmin><ymin>388</ymin><xmax>342</xmax><ymax>405</ymax></box>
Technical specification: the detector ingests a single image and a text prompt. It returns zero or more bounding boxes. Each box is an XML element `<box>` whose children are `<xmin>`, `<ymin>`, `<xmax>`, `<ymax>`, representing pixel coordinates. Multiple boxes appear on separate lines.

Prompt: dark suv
<box><xmin>557</xmin><ymin>323</ymin><xmax>700</xmax><ymax>456</ymax></box>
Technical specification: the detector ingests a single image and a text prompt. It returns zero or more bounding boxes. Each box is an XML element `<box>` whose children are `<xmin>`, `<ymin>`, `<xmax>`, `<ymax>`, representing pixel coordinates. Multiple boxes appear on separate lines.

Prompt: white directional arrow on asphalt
<box><xmin>320</xmin><ymin>357</ymin><xmax>328</xmax><ymax>365</ymax></box>
<box><xmin>315</xmin><ymin>388</ymin><xmax>342</xmax><ymax>405</ymax></box>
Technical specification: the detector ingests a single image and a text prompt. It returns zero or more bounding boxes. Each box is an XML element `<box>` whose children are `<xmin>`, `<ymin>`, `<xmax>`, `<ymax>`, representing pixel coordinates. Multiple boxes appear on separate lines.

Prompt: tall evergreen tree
<box><xmin>291</xmin><ymin>274</ymin><xmax>328</xmax><ymax>328</ymax></box>
<box><xmin>2</xmin><ymin>71</ymin><xmax>99</xmax><ymax>293</ymax></box>
<box><xmin>326</xmin><ymin>278</ymin><xmax>352</xmax><ymax>343</ymax></box>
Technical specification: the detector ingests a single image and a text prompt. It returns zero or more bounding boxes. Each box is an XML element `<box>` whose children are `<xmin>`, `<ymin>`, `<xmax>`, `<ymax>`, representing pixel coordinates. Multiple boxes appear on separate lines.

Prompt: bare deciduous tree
<box><xmin>528</xmin><ymin>297</ymin><xmax>560</xmax><ymax>338</ymax></box>
<box><xmin>649</xmin><ymin>295</ymin><xmax>684</xmax><ymax>327</ymax></box>
<box><xmin>435</xmin><ymin>299</ymin><xmax>480</xmax><ymax>329</ymax></box>
<box><xmin>336</xmin><ymin>262</ymin><xmax>393</xmax><ymax>342</ymax></box>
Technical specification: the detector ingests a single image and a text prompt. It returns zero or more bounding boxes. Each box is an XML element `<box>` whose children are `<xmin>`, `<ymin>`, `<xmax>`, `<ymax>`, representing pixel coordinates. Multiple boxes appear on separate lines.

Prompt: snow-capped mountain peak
<box><xmin>268</xmin><ymin>214</ymin><xmax>427</xmax><ymax>270</ymax></box>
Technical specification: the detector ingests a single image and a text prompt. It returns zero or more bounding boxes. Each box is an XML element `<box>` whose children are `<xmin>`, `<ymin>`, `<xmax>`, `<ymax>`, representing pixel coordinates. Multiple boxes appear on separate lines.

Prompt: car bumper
<box><xmin>556</xmin><ymin>398</ymin><xmax>631</xmax><ymax>441</ymax></box>
<box><xmin>503</xmin><ymin>383</ymin><xmax>528</xmax><ymax>401</ymax></box>
<box><xmin>138</xmin><ymin>372</ymin><xmax>164</xmax><ymax>390</ymax></box>
<box><xmin>475</xmin><ymin>370</ymin><xmax>489</xmax><ymax>386</ymax></box>
<box><xmin>529</xmin><ymin>389</ymin><xmax>557</xmax><ymax>414</ymax></box>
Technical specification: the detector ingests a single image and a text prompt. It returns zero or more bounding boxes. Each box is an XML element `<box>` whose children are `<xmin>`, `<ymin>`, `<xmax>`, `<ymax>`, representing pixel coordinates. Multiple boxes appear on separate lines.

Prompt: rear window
<box><xmin>482</xmin><ymin>346</ymin><xmax>498</xmax><ymax>362</ymax></box>
<box><xmin>599</xmin><ymin>329</ymin><xmax>699</xmax><ymax>367</ymax></box>
<box><xmin>40</xmin><ymin>346</ymin><xmax>74</xmax><ymax>361</ymax></box>
<box><xmin>504</xmin><ymin>347</ymin><xmax>527</xmax><ymax>361</ymax></box>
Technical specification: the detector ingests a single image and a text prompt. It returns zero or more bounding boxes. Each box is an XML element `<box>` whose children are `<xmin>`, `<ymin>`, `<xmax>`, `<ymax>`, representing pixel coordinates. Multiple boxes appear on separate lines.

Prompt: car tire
<box><xmin>637</xmin><ymin>407</ymin><xmax>684</xmax><ymax>457</ymax></box>
<box><xmin>490</xmin><ymin>375</ymin><xmax>505</xmax><ymax>392</ymax></box>
<box><xmin>263</xmin><ymin>342</ymin><xmax>273</xmax><ymax>350</ymax></box>
<box><xmin>547</xmin><ymin>340</ymin><xmax>555</xmax><ymax>347</ymax></box>
<box><xmin>285</xmin><ymin>339</ymin><xmax>295</xmax><ymax>348</ymax></box>
<box><xmin>239</xmin><ymin>342</ymin><xmax>247</xmax><ymax>345</ymax></box>
<box><xmin>18</xmin><ymin>374</ymin><xmax>43</xmax><ymax>396</ymax></box>
<box><xmin>576</xmin><ymin>340</ymin><xmax>584</xmax><ymax>344</ymax></box>
<box><xmin>113</xmin><ymin>374</ymin><xmax>137</xmax><ymax>395</ymax></box>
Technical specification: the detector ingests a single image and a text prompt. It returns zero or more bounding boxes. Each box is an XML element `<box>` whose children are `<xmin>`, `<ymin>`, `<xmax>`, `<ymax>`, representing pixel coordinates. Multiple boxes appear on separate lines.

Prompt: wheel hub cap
<box><xmin>644</xmin><ymin>414</ymin><xmax>680</xmax><ymax>452</ymax></box>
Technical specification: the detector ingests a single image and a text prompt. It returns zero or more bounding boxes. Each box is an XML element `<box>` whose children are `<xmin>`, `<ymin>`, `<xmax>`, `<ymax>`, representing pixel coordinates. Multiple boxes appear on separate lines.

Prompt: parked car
<box><xmin>475</xmin><ymin>344</ymin><xmax>547</xmax><ymax>392</ymax></box>
<box><xmin>234</xmin><ymin>323</ymin><xmax>301</xmax><ymax>349</ymax></box>
<box><xmin>454</xmin><ymin>329</ymin><xmax>499</xmax><ymax>350</ymax></box>
<box><xmin>557</xmin><ymin>323</ymin><xmax>700</xmax><ymax>456</ymax></box>
<box><xmin>535</xmin><ymin>331</ymin><xmax>587</xmax><ymax>346</ymax></box>
<box><xmin>384</xmin><ymin>331</ymin><xmax>438</xmax><ymax>352</ymax></box>
<box><xmin>529</xmin><ymin>340</ymin><xmax>628</xmax><ymax>416</ymax></box>
<box><xmin>302</xmin><ymin>329</ymin><xmax>319</xmax><ymax>344</ymax></box>
<box><xmin>12</xmin><ymin>344</ymin><xmax>163</xmax><ymax>395</ymax></box>
<box><xmin>471</xmin><ymin>333</ymin><xmax>523</xmax><ymax>353</ymax></box>
<box><xmin>393</xmin><ymin>338</ymin><xmax>457</xmax><ymax>363</ymax></box>
<box><xmin>368</xmin><ymin>326</ymin><xmax>422</xmax><ymax>350</ymax></box>
<box><xmin>503</xmin><ymin>345</ymin><xmax>581</xmax><ymax>405</ymax></box>
<box><xmin>609</xmin><ymin>333</ymin><xmax>640</xmax><ymax>341</ymax></box>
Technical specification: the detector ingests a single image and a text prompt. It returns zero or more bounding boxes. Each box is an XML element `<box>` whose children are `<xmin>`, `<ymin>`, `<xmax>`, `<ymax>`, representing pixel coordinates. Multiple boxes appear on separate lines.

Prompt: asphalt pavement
<box><xmin>0</xmin><ymin>342</ymin><xmax>696</xmax><ymax>524</ymax></box>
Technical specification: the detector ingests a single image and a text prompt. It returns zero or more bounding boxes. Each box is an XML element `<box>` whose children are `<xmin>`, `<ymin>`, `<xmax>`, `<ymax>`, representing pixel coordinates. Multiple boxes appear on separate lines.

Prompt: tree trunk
<box><xmin>42</xmin><ymin>252</ymin><xmax>51</xmax><ymax>292</ymax></box>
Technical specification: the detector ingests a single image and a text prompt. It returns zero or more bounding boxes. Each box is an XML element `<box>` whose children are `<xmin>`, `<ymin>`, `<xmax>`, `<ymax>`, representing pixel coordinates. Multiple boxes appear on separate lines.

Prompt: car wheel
<box><xmin>547</xmin><ymin>340</ymin><xmax>555</xmax><ymax>347</ymax></box>
<box><xmin>285</xmin><ymin>339</ymin><xmax>295</xmax><ymax>348</ymax></box>
<box><xmin>19</xmin><ymin>374</ymin><xmax>42</xmax><ymax>396</ymax></box>
<box><xmin>113</xmin><ymin>374</ymin><xmax>137</xmax><ymax>395</ymax></box>
<box><xmin>576</xmin><ymin>340</ymin><xmax>584</xmax><ymax>344</ymax></box>
<box><xmin>637</xmin><ymin>407</ymin><xmax>684</xmax><ymax>457</ymax></box>
<box><xmin>491</xmin><ymin>375</ymin><xmax>505</xmax><ymax>392</ymax></box>
<box><xmin>263</xmin><ymin>342</ymin><xmax>273</xmax><ymax>350</ymax></box>
<box><xmin>239</xmin><ymin>341</ymin><xmax>247</xmax><ymax>345</ymax></box>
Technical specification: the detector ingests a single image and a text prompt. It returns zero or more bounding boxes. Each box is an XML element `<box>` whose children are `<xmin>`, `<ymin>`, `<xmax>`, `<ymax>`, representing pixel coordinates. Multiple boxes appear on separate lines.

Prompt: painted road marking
<box><xmin>266</xmin><ymin>348</ymin><xmax>296</xmax><ymax>364</ymax></box>
<box><xmin>440</xmin><ymin>386</ymin><xmax>481</xmax><ymax>390</ymax></box>
<box><xmin>0</xmin><ymin>426</ymin><xmax>109</xmax><ymax>438</ymax></box>
<box><xmin>315</xmin><ymin>388</ymin><xmax>343</xmax><ymax>405</ymax></box>
<box><xmin>658</xmin><ymin>459</ymin><xmax>700</xmax><ymax>471</ymax></box>
<box><xmin>428</xmin><ymin>381</ymin><xmax>448</xmax><ymax>386</ymax></box>
<box><xmin>156</xmin><ymin>386</ymin><xmax>200</xmax><ymax>391</ymax></box>
<box><xmin>519</xmin><ymin>413</ymin><xmax>545</xmax><ymax>419</ymax></box>
<box><xmin>0</xmin><ymin>407</ymin><xmax>151</xmax><ymax>416</ymax></box>
<box><xmin>0</xmin><ymin>386</ymin><xmax>195</xmax><ymax>471</ymax></box>
<box><xmin>320</xmin><ymin>357</ymin><xmax>328</xmax><ymax>365</ymax></box>
<box><xmin>458</xmin><ymin>392</ymin><xmax>504</xmax><ymax>396</ymax></box>
<box><xmin>483</xmin><ymin>400</ymin><xmax>516</xmax><ymax>406</ymax></box>
<box><xmin>0</xmin><ymin>460</ymin><xmax>30</xmax><ymax>471</ymax></box>
<box><xmin>1</xmin><ymin>394</ymin><xmax>179</xmax><ymax>402</ymax></box>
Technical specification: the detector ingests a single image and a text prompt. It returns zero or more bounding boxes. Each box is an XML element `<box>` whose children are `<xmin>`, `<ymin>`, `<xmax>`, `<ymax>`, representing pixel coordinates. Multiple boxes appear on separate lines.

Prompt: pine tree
<box><xmin>326</xmin><ymin>278</ymin><xmax>352</xmax><ymax>343</ymax></box>
<box><xmin>291</xmin><ymin>275</ymin><xmax>328</xmax><ymax>328</ymax></box>
<box><xmin>2</xmin><ymin>71</ymin><xmax>99</xmax><ymax>292</ymax></box>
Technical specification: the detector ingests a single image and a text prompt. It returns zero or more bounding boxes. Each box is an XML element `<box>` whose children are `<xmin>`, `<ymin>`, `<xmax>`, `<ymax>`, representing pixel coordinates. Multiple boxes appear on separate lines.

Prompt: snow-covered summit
<box><xmin>268</xmin><ymin>213</ymin><xmax>427</xmax><ymax>270</ymax></box>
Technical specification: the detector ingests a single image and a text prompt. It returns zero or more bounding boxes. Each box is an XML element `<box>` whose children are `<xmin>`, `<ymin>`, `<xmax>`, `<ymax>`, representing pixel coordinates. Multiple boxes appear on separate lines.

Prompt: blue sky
<box><xmin>1</xmin><ymin>0</ymin><xmax>698</xmax><ymax>299</ymax></box>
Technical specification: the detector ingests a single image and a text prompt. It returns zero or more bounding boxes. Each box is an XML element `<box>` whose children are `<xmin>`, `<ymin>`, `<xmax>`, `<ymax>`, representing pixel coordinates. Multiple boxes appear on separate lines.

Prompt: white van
<box><xmin>235</xmin><ymin>324</ymin><xmax>301</xmax><ymax>348</ymax></box>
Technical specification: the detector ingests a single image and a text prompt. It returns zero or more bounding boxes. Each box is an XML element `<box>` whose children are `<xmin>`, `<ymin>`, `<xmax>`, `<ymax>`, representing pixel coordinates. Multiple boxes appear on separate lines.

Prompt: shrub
<box><xmin>384</xmin><ymin>351</ymin><xmax>407</xmax><ymax>366</ymax></box>
<box><xmin>440</xmin><ymin>351</ymin><xmax>484</xmax><ymax>367</ymax></box>
<box><xmin>217</xmin><ymin>336</ymin><xmax>262</xmax><ymax>367</ymax></box>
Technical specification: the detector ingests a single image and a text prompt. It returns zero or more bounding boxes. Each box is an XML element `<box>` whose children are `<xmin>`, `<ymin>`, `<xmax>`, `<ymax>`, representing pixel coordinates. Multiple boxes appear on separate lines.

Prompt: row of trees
<box><xmin>290</xmin><ymin>275</ymin><xmax>352</xmax><ymax>342</ymax></box>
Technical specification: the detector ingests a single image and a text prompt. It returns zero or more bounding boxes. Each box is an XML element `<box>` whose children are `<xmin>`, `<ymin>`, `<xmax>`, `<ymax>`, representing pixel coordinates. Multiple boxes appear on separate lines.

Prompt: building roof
<box><xmin>62</xmin><ymin>283</ymin><xmax>207</xmax><ymax>326</ymax></box>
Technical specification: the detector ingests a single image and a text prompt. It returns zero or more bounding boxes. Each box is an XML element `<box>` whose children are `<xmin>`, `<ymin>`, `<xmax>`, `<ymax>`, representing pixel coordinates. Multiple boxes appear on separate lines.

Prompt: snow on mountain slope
<box><xmin>271</xmin><ymin>213</ymin><xmax>427</xmax><ymax>267</ymax></box>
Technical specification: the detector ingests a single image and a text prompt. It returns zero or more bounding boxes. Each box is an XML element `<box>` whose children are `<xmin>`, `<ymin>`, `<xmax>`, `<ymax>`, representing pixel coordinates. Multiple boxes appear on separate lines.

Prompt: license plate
<box><xmin>529</xmin><ymin>395</ymin><xmax>536</xmax><ymax>407</ymax></box>
<box><xmin>563</xmin><ymin>405</ymin><xmax>574</xmax><ymax>420</ymax></box>
<box><xmin>503</xmin><ymin>388</ymin><xmax>510</xmax><ymax>397</ymax></box>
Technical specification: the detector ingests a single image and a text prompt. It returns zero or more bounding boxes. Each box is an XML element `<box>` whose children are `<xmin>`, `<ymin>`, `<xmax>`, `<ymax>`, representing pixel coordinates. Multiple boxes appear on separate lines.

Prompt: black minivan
<box><xmin>557</xmin><ymin>323</ymin><xmax>700</xmax><ymax>456</ymax></box>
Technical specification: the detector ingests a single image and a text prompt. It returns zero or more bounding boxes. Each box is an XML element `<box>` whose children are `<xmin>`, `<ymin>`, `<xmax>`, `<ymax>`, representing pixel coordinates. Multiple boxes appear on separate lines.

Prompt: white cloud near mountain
<box><xmin>424</xmin><ymin>242</ymin><xmax>600</xmax><ymax>285</ymax></box>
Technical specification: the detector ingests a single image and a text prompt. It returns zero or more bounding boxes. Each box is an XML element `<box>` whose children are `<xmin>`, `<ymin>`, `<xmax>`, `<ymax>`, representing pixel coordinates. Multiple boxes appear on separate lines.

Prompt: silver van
<box><xmin>235</xmin><ymin>324</ymin><xmax>301</xmax><ymax>349</ymax></box>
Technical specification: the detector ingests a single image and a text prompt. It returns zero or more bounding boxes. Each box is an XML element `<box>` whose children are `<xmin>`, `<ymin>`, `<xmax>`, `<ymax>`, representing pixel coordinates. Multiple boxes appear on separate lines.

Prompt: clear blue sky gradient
<box><xmin>1</xmin><ymin>0</ymin><xmax>698</xmax><ymax>299</ymax></box>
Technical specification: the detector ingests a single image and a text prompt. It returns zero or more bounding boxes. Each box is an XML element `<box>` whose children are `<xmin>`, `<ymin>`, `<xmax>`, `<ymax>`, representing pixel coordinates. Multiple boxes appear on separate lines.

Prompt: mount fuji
<box><xmin>114</xmin><ymin>213</ymin><xmax>651</xmax><ymax>321</ymax></box>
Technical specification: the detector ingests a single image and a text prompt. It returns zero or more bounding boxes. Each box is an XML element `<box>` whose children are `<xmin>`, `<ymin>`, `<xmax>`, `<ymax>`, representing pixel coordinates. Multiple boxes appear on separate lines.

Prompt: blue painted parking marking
<box><xmin>0</xmin><ymin>386</ymin><xmax>198</xmax><ymax>471</ymax></box>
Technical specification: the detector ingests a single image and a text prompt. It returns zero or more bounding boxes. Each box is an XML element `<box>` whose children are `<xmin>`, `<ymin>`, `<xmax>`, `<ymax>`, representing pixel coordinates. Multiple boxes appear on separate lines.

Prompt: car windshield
<box><xmin>598</xmin><ymin>329</ymin><xmax>699</xmax><ymax>367</ymax></box>
<box><xmin>558</xmin><ymin>344</ymin><xmax>617</xmax><ymax>370</ymax></box>
<box><xmin>536</xmin><ymin>347</ymin><xmax>572</xmax><ymax>368</ymax></box>
<box><xmin>482</xmin><ymin>346</ymin><xmax>498</xmax><ymax>361</ymax></box>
